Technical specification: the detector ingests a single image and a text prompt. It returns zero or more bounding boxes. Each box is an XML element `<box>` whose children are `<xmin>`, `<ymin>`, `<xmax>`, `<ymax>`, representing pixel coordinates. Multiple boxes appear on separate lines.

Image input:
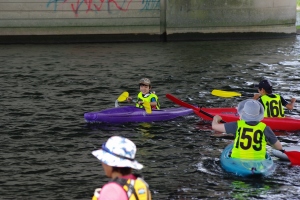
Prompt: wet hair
<box><xmin>112</xmin><ymin>167</ymin><xmax>132</xmax><ymax>175</ymax></box>
<box><xmin>139</xmin><ymin>83</ymin><xmax>152</xmax><ymax>90</ymax></box>
<box><xmin>257</xmin><ymin>80</ymin><xmax>272</xmax><ymax>94</ymax></box>
<box><xmin>259</xmin><ymin>86</ymin><xmax>272</xmax><ymax>94</ymax></box>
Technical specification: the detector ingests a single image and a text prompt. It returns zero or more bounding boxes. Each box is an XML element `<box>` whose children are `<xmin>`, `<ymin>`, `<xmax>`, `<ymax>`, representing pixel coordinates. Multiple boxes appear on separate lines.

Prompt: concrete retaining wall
<box><xmin>0</xmin><ymin>0</ymin><xmax>297</xmax><ymax>43</ymax></box>
<box><xmin>0</xmin><ymin>0</ymin><xmax>161</xmax><ymax>35</ymax></box>
<box><xmin>167</xmin><ymin>0</ymin><xmax>296</xmax><ymax>35</ymax></box>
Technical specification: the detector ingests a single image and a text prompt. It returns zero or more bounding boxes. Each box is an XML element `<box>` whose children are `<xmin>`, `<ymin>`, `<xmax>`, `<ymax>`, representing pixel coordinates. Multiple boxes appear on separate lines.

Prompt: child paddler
<box><xmin>127</xmin><ymin>78</ymin><xmax>160</xmax><ymax>110</ymax></box>
<box><xmin>212</xmin><ymin>99</ymin><xmax>284</xmax><ymax>160</ymax></box>
<box><xmin>253</xmin><ymin>79</ymin><xmax>296</xmax><ymax>117</ymax></box>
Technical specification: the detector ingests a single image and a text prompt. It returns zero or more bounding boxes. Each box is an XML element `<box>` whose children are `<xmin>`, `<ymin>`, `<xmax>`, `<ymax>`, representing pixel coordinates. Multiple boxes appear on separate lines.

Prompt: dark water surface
<box><xmin>1</xmin><ymin>37</ymin><xmax>300</xmax><ymax>199</ymax></box>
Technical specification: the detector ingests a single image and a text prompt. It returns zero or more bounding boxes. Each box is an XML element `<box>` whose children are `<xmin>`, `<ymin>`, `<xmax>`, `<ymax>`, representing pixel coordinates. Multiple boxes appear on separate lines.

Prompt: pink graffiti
<box><xmin>64</xmin><ymin>0</ymin><xmax>133</xmax><ymax>17</ymax></box>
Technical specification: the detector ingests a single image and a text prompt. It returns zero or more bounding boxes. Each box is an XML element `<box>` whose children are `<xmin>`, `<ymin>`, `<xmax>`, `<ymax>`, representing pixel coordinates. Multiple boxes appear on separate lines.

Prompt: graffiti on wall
<box><xmin>47</xmin><ymin>0</ymin><xmax>160</xmax><ymax>16</ymax></box>
<box><xmin>141</xmin><ymin>0</ymin><xmax>160</xmax><ymax>10</ymax></box>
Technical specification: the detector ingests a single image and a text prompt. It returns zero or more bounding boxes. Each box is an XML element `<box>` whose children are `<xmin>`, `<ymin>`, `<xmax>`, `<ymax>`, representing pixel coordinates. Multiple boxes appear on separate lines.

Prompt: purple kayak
<box><xmin>84</xmin><ymin>106</ymin><xmax>193</xmax><ymax>123</ymax></box>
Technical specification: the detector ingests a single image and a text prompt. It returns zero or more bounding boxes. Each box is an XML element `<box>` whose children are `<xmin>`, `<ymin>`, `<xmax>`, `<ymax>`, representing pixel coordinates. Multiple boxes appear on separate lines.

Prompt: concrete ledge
<box><xmin>0</xmin><ymin>34</ymin><xmax>162</xmax><ymax>44</ymax></box>
<box><xmin>0</xmin><ymin>32</ymin><xmax>296</xmax><ymax>44</ymax></box>
<box><xmin>166</xmin><ymin>32</ymin><xmax>296</xmax><ymax>42</ymax></box>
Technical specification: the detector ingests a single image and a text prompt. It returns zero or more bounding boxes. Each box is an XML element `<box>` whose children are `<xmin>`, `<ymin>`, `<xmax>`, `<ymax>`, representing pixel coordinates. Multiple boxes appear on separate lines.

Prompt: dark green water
<box><xmin>1</xmin><ymin>37</ymin><xmax>300</xmax><ymax>199</ymax></box>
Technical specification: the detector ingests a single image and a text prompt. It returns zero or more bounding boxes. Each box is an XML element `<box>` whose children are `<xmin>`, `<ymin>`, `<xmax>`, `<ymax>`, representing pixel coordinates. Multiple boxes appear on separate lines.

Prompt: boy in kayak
<box><xmin>91</xmin><ymin>136</ymin><xmax>152</xmax><ymax>200</ymax></box>
<box><xmin>212</xmin><ymin>99</ymin><xmax>284</xmax><ymax>159</ymax></box>
<box><xmin>127</xmin><ymin>78</ymin><xmax>160</xmax><ymax>110</ymax></box>
<box><xmin>253</xmin><ymin>79</ymin><xmax>296</xmax><ymax>117</ymax></box>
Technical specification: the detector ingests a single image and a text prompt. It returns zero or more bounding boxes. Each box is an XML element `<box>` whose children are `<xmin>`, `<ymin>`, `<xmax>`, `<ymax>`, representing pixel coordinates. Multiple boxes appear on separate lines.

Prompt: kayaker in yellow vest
<box><xmin>253</xmin><ymin>79</ymin><xmax>296</xmax><ymax>117</ymax></box>
<box><xmin>91</xmin><ymin>136</ymin><xmax>152</xmax><ymax>200</ymax></box>
<box><xmin>127</xmin><ymin>78</ymin><xmax>160</xmax><ymax>110</ymax></box>
<box><xmin>212</xmin><ymin>99</ymin><xmax>284</xmax><ymax>159</ymax></box>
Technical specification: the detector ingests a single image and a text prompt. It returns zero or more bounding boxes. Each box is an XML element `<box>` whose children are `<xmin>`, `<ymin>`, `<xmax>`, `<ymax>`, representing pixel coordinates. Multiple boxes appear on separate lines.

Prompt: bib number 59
<box><xmin>236</xmin><ymin>127</ymin><xmax>263</xmax><ymax>151</ymax></box>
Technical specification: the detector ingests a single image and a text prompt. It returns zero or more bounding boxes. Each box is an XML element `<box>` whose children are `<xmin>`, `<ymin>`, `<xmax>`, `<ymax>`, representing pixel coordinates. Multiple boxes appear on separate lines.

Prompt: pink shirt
<box><xmin>98</xmin><ymin>174</ymin><xmax>137</xmax><ymax>200</ymax></box>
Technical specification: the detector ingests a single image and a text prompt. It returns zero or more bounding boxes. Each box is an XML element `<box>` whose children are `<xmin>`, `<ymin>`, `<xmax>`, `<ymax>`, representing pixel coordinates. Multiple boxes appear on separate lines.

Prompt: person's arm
<box><xmin>264</xmin><ymin>126</ymin><xmax>284</xmax><ymax>151</ymax></box>
<box><xmin>285</xmin><ymin>97</ymin><xmax>296</xmax><ymax>110</ymax></box>
<box><xmin>150</xmin><ymin>97</ymin><xmax>157</xmax><ymax>107</ymax></box>
<box><xmin>212</xmin><ymin>115</ymin><xmax>226</xmax><ymax>132</ymax></box>
<box><xmin>253</xmin><ymin>93</ymin><xmax>261</xmax><ymax>100</ymax></box>
<box><xmin>271</xmin><ymin>140</ymin><xmax>283</xmax><ymax>151</ymax></box>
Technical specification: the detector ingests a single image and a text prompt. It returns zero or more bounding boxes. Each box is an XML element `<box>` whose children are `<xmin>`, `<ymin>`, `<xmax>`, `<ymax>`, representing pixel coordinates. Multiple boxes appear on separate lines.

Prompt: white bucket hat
<box><xmin>237</xmin><ymin>100</ymin><xmax>264</xmax><ymax>122</ymax></box>
<box><xmin>92</xmin><ymin>136</ymin><xmax>143</xmax><ymax>170</ymax></box>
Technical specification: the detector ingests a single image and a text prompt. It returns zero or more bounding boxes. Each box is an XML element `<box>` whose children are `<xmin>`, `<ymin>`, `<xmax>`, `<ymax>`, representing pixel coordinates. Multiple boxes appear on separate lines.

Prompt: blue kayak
<box><xmin>84</xmin><ymin>106</ymin><xmax>193</xmax><ymax>123</ymax></box>
<box><xmin>220</xmin><ymin>143</ymin><xmax>276</xmax><ymax>177</ymax></box>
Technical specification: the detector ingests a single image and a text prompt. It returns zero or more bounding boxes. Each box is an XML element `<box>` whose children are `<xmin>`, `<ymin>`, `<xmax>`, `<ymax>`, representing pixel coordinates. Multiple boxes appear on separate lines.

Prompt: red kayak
<box><xmin>196</xmin><ymin>107</ymin><xmax>300</xmax><ymax>131</ymax></box>
<box><xmin>166</xmin><ymin>93</ymin><xmax>300</xmax><ymax>131</ymax></box>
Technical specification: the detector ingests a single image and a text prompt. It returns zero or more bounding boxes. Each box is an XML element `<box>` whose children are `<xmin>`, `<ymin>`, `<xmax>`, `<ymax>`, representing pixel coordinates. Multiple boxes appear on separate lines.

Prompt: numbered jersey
<box><xmin>231</xmin><ymin>120</ymin><xmax>267</xmax><ymax>160</ymax></box>
<box><xmin>260</xmin><ymin>94</ymin><xmax>285</xmax><ymax>117</ymax></box>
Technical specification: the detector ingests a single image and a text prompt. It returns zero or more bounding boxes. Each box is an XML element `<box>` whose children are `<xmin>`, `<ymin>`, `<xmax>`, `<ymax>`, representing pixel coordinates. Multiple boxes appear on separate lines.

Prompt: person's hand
<box><xmin>279</xmin><ymin>149</ymin><xmax>285</xmax><ymax>153</ymax></box>
<box><xmin>213</xmin><ymin>115</ymin><xmax>222</xmax><ymax>123</ymax></box>
<box><xmin>126</xmin><ymin>96</ymin><xmax>132</xmax><ymax>102</ymax></box>
<box><xmin>138</xmin><ymin>101</ymin><xmax>144</xmax><ymax>105</ymax></box>
<box><xmin>291</xmin><ymin>98</ymin><xmax>296</xmax><ymax>104</ymax></box>
<box><xmin>253</xmin><ymin>93</ymin><xmax>261</xmax><ymax>100</ymax></box>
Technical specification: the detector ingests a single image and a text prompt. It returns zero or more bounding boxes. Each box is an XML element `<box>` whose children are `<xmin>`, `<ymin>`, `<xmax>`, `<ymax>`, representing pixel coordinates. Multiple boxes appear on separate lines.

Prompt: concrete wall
<box><xmin>0</xmin><ymin>0</ymin><xmax>161</xmax><ymax>35</ymax></box>
<box><xmin>0</xmin><ymin>0</ymin><xmax>297</xmax><ymax>43</ymax></box>
<box><xmin>166</xmin><ymin>0</ymin><xmax>297</xmax><ymax>35</ymax></box>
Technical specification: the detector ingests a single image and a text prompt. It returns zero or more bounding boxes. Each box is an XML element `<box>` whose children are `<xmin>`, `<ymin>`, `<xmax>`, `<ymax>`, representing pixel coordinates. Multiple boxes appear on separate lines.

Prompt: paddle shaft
<box><xmin>200</xmin><ymin>109</ymin><xmax>226</xmax><ymax>123</ymax></box>
<box><xmin>165</xmin><ymin>94</ymin><xmax>196</xmax><ymax>110</ymax></box>
<box><xmin>165</xmin><ymin>94</ymin><xmax>226</xmax><ymax>123</ymax></box>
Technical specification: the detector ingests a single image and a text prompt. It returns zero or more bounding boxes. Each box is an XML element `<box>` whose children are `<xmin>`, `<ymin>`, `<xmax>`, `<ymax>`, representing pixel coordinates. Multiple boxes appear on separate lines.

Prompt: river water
<box><xmin>1</xmin><ymin>37</ymin><xmax>300</xmax><ymax>199</ymax></box>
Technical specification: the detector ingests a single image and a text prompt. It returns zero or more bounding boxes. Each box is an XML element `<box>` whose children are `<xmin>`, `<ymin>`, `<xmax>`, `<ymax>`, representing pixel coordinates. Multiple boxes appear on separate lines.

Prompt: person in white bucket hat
<box><xmin>212</xmin><ymin>99</ymin><xmax>284</xmax><ymax>160</ymax></box>
<box><xmin>91</xmin><ymin>136</ymin><xmax>151</xmax><ymax>200</ymax></box>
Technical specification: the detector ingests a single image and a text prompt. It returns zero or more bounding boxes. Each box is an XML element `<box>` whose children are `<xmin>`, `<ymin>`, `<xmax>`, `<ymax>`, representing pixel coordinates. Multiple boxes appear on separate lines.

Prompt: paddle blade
<box><xmin>285</xmin><ymin>151</ymin><xmax>300</xmax><ymax>166</ymax></box>
<box><xmin>117</xmin><ymin>91</ymin><xmax>129</xmax><ymax>102</ymax></box>
<box><xmin>143</xmin><ymin>101</ymin><xmax>152</xmax><ymax>114</ymax></box>
<box><xmin>211</xmin><ymin>90</ymin><xmax>242</xmax><ymax>98</ymax></box>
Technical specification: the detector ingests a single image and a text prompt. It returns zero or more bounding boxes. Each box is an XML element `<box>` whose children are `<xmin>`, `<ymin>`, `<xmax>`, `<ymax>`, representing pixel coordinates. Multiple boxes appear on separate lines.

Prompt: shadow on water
<box><xmin>1</xmin><ymin>37</ymin><xmax>300</xmax><ymax>199</ymax></box>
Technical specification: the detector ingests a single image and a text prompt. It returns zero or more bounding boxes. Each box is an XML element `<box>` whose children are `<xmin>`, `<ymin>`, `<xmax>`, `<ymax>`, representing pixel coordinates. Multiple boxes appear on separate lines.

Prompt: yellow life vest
<box><xmin>112</xmin><ymin>177</ymin><xmax>152</xmax><ymax>200</ymax></box>
<box><xmin>136</xmin><ymin>92</ymin><xmax>160</xmax><ymax>110</ymax></box>
<box><xmin>231</xmin><ymin>120</ymin><xmax>267</xmax><ymax>160</ymax></box>
<box><xmin>260</xmin><ymin>94</ymin><xmax>284</xmax><ymax>117</ymax></box>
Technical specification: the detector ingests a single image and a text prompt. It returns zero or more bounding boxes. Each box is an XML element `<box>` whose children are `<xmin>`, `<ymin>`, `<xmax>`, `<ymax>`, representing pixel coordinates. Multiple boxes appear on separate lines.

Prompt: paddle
<box><xmin>166</xmin><ymin>93</ymin><xmax>300</xmax><ymax>166</ymax></box>
<box><xmin>165</xmin><ymin>93</ymin><xmax>226</xmax><ymax>123</ymax></box>
<box><xmin>117</xmin><ymin>91</ymin><xmax>152</xmax><ymax>114</ymax></box>
<box><xmin>211</xmin><ymin>89</ymin><xmax>251</xmax><ymax>98</ymax></box>
<box><xmin>283</xmin><ymin>151</ymin><xmax>300</xmax><ymax>165</ymax></box>
<box><xmin>117</xmin><ymin>91</ymin><xmax>129</xmax><ymax>102</ymax></box>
